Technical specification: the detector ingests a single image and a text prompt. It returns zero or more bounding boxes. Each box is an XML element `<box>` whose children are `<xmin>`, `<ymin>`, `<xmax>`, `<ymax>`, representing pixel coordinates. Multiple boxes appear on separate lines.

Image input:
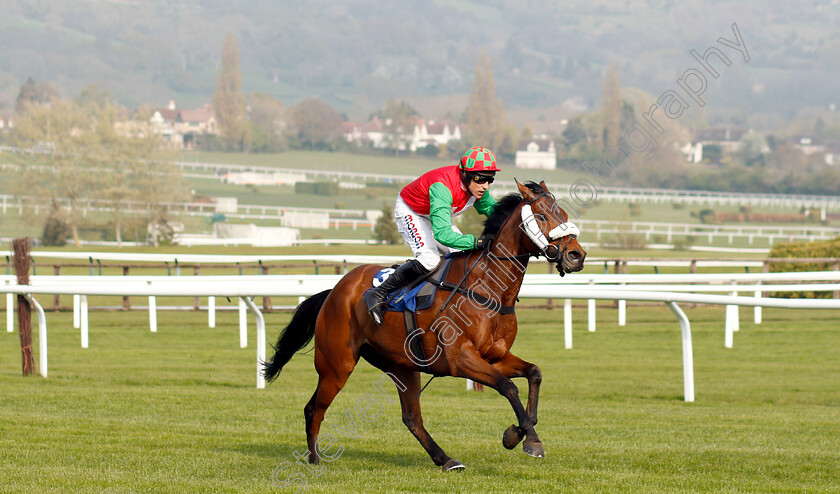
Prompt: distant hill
<box><xmin>0</xmin><ymin>0</ymin><xmax>837</xmax><ymax>121</ymax></box>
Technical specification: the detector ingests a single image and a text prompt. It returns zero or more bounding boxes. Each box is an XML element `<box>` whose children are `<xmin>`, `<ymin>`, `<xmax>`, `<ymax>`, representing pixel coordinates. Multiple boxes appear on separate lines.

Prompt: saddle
<box><xmin>371</xmin><ymin>255</ymin><xmax>516</xmax><ymax>370</ymax></box>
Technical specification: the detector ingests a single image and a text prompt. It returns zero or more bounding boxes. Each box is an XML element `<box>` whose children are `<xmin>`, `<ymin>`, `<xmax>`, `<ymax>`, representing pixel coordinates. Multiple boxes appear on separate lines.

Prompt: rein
<box><xmin>438</xmin><ymin>249</ymin><xmax>487</xmax><ymax>313</ymax></box>
<box><xmin>434</xmin><ymin>190</ymin><xmax>579</xmax><ymax>313</ymax></box>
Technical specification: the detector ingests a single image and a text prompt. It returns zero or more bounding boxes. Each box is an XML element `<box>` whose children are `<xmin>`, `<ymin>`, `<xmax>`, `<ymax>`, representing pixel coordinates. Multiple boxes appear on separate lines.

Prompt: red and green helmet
<box><xmin>458</xmin><ymin>146</ymin><xmax>500</xmax><ymax>172</ymax></box>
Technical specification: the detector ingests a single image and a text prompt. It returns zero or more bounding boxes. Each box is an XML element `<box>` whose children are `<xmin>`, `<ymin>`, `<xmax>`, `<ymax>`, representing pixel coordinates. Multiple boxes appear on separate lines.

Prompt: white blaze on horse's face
<box><xmin>520</xmin><ymin>204</ymin><xmax>581</xmax><ymax>251</ymax></box>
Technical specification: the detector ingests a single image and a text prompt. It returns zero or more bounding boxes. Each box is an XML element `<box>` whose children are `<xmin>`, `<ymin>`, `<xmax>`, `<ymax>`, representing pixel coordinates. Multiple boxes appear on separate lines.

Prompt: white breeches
<box><xmin>394</xmin><ymin>196</ymin><xmax>464</xmax><ymax>270</ymax></box>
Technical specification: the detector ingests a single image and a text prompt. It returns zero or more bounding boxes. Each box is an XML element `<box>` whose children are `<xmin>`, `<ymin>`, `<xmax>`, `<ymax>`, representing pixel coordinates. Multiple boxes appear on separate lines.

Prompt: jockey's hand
<box><xmin>474</xmin><ymin>234</ymin><xmax>493</xmax><ymax>250</ymax></box>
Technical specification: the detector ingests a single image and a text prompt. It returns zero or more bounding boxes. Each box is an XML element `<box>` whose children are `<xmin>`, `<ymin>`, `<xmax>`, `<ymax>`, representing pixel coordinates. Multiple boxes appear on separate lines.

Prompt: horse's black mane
<box><xmin>479</xmin><ymin>181</ymin><xmax>544</xmax><ymax>238</ymax></box>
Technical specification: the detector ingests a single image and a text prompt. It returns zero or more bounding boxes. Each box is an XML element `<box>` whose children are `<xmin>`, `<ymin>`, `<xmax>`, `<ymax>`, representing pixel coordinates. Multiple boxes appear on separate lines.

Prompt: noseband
<box><xmin>521</xmin><ymin>191</ymin><xmax>580</xmax><ymax>263</ymax></box>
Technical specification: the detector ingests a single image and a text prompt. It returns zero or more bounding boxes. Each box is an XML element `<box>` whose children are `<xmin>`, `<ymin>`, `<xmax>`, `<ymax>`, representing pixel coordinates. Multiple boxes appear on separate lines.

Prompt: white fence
<box><xmin>4</xmin><ymin>268</ymin><xmax>840</xmax><ymax>402</ymax></box>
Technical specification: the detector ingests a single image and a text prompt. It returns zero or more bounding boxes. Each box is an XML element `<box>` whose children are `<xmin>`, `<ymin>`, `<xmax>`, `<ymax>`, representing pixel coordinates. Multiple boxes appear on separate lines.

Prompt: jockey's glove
<box><xmin>474</xmin><ymin>234</ymin><xmax>494</xmax><ymax>250</ymax></box>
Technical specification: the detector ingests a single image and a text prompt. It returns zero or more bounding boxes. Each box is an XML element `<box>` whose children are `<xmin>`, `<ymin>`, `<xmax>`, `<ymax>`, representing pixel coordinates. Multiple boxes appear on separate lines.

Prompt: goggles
<box><xmin>469</xmin><ymin>174</ymin><xmax>495</xmax><ymax>185</ymax></box>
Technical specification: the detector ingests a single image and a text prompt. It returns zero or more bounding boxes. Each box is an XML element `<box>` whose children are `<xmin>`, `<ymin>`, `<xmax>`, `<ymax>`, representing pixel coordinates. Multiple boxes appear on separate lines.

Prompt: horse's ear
<box><xmin>539</xmin><ymin>180</ymin><xmax>549</xmax><ymax>192</ymax></box>
<box><xmin>515</xmin><ymin>178</ymin><xmax>535</xmax><ymax>199</ymax></box>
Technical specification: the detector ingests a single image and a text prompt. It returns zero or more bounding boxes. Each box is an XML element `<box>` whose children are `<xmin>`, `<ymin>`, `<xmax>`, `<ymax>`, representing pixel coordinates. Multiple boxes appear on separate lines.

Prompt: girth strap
<box><xmin>428</xmin><ymin>278</ymin><xmax>516</xmax><ymax>315</ymax></box>
<box><xmin>404</xmin><ymin>308</ymin><xmax>432</xmax><ymax>371</ymax></box>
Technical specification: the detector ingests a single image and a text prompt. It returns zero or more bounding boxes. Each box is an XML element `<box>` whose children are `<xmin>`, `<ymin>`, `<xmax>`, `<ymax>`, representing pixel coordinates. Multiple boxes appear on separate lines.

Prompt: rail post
<box><xmin>193</xmin><ymin>266</ymin><xmax>201</xmax><ymax>310</ymax></box>
<box><xmin>123</xmin><ymin>266</ymin><xmax>131</xmax><ymax>310</ymax></box>
<box><xmin>13</xmin><ymin>237</ymin><xmax>35</xmax><ymax>375</ymax></box>
<box><xmin>53</xmin><ymin>265</ymin><xmax>61</xmax><ymax>310</ymax></box>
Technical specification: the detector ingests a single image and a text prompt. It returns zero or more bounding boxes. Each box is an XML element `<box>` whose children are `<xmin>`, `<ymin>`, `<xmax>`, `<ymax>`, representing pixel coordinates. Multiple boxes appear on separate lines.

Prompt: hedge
<box><xmin>768</xmin><ymin>236</ymin><xmax>840</xmax><ymax>298</ymax></box>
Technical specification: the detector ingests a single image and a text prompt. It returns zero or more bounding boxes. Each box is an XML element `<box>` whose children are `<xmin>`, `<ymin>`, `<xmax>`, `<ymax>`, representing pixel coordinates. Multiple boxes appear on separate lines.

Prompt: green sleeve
<box><xmin>428</xmin><ymin>182</ymin><xmax>476</xmax><ymax>250</ymax></box>
<box><xmin>474</xmin><ymin>190</ymin><xmax>497</xmax><ymax>216</ymax></box>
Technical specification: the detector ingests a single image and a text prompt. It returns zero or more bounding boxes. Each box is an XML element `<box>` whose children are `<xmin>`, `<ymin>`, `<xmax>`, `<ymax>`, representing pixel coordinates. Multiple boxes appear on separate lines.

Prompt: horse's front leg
<box><xmin>492</xmin><ymin>352</ymin><xmax>542</xmax><ymax>451</ymax></box>
<box><xmin>457</xmin><ymin>348</ymin><xmax>544</xmax><ymax>458</ymax></box>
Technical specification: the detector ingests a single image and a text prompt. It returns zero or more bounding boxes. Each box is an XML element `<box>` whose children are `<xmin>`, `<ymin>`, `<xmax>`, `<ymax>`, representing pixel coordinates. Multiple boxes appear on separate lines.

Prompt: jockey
<box><xmin>364</xmin><ymin>146</ymin><xmax>499</xmax><ymax>325</ymax></box>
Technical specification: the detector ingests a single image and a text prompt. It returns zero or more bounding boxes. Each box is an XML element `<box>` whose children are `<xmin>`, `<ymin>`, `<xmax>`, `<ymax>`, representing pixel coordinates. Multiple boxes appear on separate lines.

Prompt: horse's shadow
<box><xmin>226</xmin><ymin>440</ymin><xmax>426</xmax><ymax>468</ymax></box>
<box><xmin>227</xmin><ymin>440</ymin><xmax>513</xmax><ymax>475</ymax></box>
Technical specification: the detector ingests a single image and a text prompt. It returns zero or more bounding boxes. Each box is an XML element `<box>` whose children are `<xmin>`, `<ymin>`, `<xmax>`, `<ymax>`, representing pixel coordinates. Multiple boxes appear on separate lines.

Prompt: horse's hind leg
<box><xmin>304</xmin><ymin>341</ymin><xmax>359</xmax><ymax>465</ymax></box>
<box><xmin>492</xmin><ymin>352</ymin><xmax>542</xmax><ymax>451</ymax></box>
<box><xmin>380</xmin><ymin>366</ymin><xmax>463</xmax><ymax>471</ymax></box>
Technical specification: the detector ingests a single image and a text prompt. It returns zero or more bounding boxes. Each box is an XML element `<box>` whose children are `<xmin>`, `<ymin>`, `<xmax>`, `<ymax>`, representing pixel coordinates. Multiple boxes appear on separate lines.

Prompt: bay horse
<box><xmin>263</xmin><ymin>180</ymin><xmax>586</xmax><ymax>471</ymax></box>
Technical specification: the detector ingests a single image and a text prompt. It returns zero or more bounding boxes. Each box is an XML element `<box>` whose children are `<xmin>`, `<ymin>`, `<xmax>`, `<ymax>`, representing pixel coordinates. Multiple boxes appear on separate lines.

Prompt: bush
<box><xmin>41</xmin><ymin>209</ymin><xmax>69</xmax><ymax>246</ymax></box>
<box><xmin>768</xmin><ymin>237</ymin><xmax>840</xmax><ymax>298</ymax></box>
<box><xmin>373</xmin><ymin>203</ymin><xmax>401</xmax><ymax>245</ymax></box>
<box><xmin>420</xmin><ymin>144</ymin><xmax>440</xmax><ymax>157</ymax></box>
<box><xmin>672</xmin><ymin>236</ymin><xmax>695</xmax><ymax>251</ymax></box>
<box><xmin>295</xmin><ymin>181</ymin><xmax>339</xmax><ymax>195</ymax></box>
<box><xmin>696</xmin><ymin>209</ymin><xmax>717</xmax><ymax>224</ymax></box>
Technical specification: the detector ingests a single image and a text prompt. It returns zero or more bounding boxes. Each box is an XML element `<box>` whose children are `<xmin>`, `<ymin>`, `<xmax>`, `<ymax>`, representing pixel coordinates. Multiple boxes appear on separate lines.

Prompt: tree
<box><xmin>15</xmin><ymin>77</ymin><xmax>59</xmax><ymax>114</ymax></box>
<box><xmin>465</xmin><ymin>51</ymin><xmax>505</xmax><ymax>150</ymax></box>
<box><xmin>373</xmin><ymin>203</ymin><xmax>400</xmax><ymax>244</ymax></box>
<box><xmin>521</xmin><ymin>125</ymin><xmax>533</xmax><ymax>140</ymax></box>
<box><xmin>75</xmin><ymin>84</ymin><xmax>115</xmax><ymax>109</ymax></box>
<box><xmin>245</xmin><ymin>92</ymin><xmax>286</xmax><ymax>152</ymax></box>
<box><xmin>381</xmin><ymin>100</ymin><xmax>418</xmax><ymax>153</ymax></box>
<box><xmin>287</xmin><ymin>98</ymin><xmax>344</xmax><ymax>150</ymax></box>
<box><xmin>602</xmin><ymin>61</ymin><xmax>621</xmax><ymax>152</ymax></box>
<box><xmin>561</xmin><ymin>118</ymin><xmax>588</xmax><ymax>148</ymax></box>
<box><xmin>213</xmin><ymin>32</ymin><xmax>245</xmax><ymax>149</ymax></box>
<box><xmin>10</xmin><ymin>99</ymin><xmax>186</xmax><ymax>246</ymax></box>
<box><xmin>41</xmin><ymin>200</ymin><xmax>69</xmax><ymax>246</ymax></box>
<box><xmin>11</xmin><ymin>100</ymin><xmax>103</xmax><ymax>246</ymax></box>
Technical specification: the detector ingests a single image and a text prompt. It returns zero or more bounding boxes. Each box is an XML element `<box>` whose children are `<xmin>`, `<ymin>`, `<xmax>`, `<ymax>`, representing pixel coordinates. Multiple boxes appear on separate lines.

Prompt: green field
<box><xmin>3</xmin><ymin>150</ymin><xmax>835</xmax><ymax>248</ymax></box>
<box><xmin>1</xmin><ymin>304</ymin><xmax>838</xmax><ymax>493</ymax></box>
<box><xmin>182</xmin><ymin>150</ymin><xmax>590</xmax><ymax>185</ymax></box>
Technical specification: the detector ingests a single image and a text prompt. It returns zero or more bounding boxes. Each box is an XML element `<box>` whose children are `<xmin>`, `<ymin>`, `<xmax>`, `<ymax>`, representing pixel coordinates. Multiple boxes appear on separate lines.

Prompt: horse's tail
<box><xmin>262</xmin><ymin>289</ymin><xmax>331</xmax><ymax>383</ymax></box>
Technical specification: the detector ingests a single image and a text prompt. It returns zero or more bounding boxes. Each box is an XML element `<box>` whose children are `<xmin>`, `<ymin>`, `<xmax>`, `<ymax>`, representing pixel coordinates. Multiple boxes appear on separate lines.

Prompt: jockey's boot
<box><xmin>364</xmin><ymin>259</ymin><xmax>429</xmax><ymax>325</ymax></box>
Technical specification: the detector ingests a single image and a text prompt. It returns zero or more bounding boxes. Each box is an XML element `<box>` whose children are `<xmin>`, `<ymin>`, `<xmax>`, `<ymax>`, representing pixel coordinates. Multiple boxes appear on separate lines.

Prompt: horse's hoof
<box><xmin>502</xmin><ymin>424</ymin><xmax>525</xmax><ymax>449</ymax></box>
<box><xmin>442</xmin><ymin>459</ymin><xmax>466</xmax><ymax>471</ymax></box>
<box><xmin>523</xmin><ymin>440</ymin><xmax>545</xmax><ymax>458</ymax></box>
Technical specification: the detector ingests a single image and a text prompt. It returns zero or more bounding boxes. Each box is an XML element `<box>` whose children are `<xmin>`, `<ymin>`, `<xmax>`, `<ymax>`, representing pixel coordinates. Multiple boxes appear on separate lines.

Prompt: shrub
<box><xmin>42</xmin><ymin>208</ymin><xmax>69</xmax><ymax>246</ymax></box>
<box><xmin>373</xmin><ymin>203</ymin><xmax>401</xmax><ymax>245</ymax></box>
<box><xmin>295</xmin><ymin>181</ymin><xmax>339</xmax><ymax>195</ymax></box>
<box><xmin>768</xmin><ymin>237</ymin><xmax>840</xmax><ymax>298</ymax></box>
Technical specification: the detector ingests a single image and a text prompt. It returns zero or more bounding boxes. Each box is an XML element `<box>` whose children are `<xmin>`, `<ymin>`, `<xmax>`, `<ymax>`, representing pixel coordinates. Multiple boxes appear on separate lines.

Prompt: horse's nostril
<box><xmin>566</xmin><ymin>250</ymin><xmax>583</xmax><ymax>263</ymax></box>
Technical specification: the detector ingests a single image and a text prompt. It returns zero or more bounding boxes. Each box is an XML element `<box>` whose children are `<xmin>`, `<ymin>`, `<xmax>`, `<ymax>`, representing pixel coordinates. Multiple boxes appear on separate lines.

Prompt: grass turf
<box><xmin>1</xmin><ymin>305</ymin><xmax>838</xmax><ymax>493</ymax></box>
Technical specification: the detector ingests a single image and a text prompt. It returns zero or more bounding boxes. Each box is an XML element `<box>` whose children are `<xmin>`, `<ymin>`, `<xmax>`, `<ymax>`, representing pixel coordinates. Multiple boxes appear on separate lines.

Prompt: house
<box><xmin>344</xmin><ymin>117</ymin><xmax>462</xmax><ymax>152</ymax></box>
<box><xmin>177</xmin><ymin>105</ymin><xmax>216</xmax><ymax>149</ymax></box>
<box><xmin>824</xmin><ymin>142</ymin><xmax>840</xmax><ymax>166</ymax></box>
<box><xmin>130</xmin><ymin>101</ymin><xmax>217</xmax><ymax>149</ymax></box>
<box><xmin>680</xmin><ymin>142</ymin><xmax>703</xmax><ymax>163</ymax></box>
<box><xmin>693</xmin><ymin>127</ymin><xmax>747</xmax><ymax>155</ymax></box>
<box><xmin>0</xmin><ymin>115</ymin><xmax>13</xmax><ymax>130</ymax></box>
<box><xmin>409</xmin><ymin>120</ymin><xmax>462</xmax><ymax>152</ymax></box>
<box><xmin>343</xmin><ymin>117</ymin><xmax>386</xmax><ymax>148</ymax></box>
<box><xmin>515</xmin><ymin>139</ymin><xmax>557</xmax><ymax>169</ymax></box>
<box><xmin>149</xmin><ymin>110</ymin><xmax>183</xmax><ymax>147</ymax></box>
<box><xmin>792</xmin><ymin>136</ymin><xmax>826</xmax><ymax>156</ymax></box>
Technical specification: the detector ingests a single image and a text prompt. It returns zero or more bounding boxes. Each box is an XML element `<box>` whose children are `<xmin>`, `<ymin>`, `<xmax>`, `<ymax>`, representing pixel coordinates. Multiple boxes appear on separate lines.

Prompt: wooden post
<box><xmin>546</xmin><ymin>261</ymin><xmax>554</xmax><ymax>310</ymax></box>
<box><xmin>834</xmin><ymin>261</ymin><xmax>839</xmax><ymax>299</ymax></box>
<box><xmin>262</xmin><ymin>266</ymin><xmax>271</xmax><ymax>311</ymax></box>
<box><xmin>13</xmin><ymin>238</ymin><xmax>35</xmax><ymax>376</ymax></box>
<box><xmin>193</xmin><ymin>266</ymin><xmax>201</xmax><ymax>310</ymax></box>
<box><xmin>689</xmin><ymin>259</ymin><xmax>697</xmax><ymax>274</ymax></box>
<box><xmin>613</xmin><ymin>260</ymin><xmax>621</xmax><ymax>308</ymax></box>
<box><xmin>122</xmin><ymin>266</ymin><xmax>131</xmax><ymax>310</ymax></box>
<box><xmin>53</xmin><ymin>265</ymin><xmax>61</xmax><ymax>310</ymax></box>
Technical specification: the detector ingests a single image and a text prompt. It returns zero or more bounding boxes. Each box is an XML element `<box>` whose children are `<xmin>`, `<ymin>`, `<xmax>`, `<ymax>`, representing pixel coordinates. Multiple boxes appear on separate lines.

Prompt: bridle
<box><xmin>441</xmin><ymin>190</ymin><xmax>581</xmax><ymax>311</ymax></box>
<box><xmin>519</xmin><ymin>191</ymin><xmax>580</xmax><ymax>263</ymax></box>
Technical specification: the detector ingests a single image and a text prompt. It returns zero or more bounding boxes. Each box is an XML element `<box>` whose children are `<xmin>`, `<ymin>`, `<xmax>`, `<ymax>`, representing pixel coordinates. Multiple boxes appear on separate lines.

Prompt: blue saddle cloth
<box><xmin>371</xmin><ymin>257</ymin><xmax>453</xmax><ymax>313</ymax></box>
<box><xmin>386</xmin><ymin>281</ymin><xmax>428</xmax><ymax>312</ymax></box>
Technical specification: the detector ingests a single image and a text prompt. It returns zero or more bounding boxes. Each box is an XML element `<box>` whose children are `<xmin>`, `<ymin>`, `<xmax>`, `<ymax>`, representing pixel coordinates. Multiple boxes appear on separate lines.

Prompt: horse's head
<box><xmin>516</xmin><ymin>179</ymin><xmax>586</xmax><ymax>276</ymax></box>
